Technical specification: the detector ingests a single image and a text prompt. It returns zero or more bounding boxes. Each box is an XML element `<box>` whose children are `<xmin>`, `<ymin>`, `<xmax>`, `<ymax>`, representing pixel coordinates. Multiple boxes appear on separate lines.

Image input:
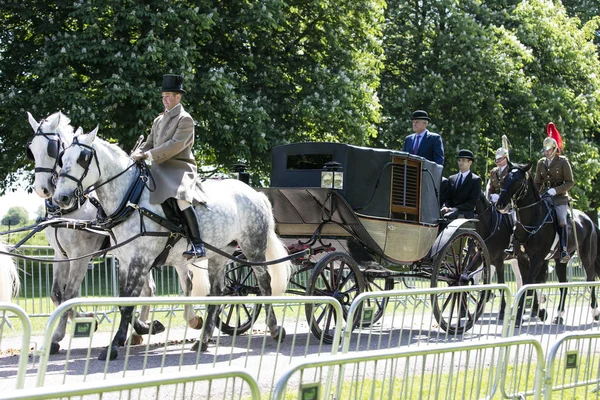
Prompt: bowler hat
<box><xmin>161</xmin><ymin>74</ymin><xmax>186</xmax><ymax>94</ymax></box>
<box><xmin>411</xmin><ymin>110</ymin><xmax>430</xmax><ymax>121</ymax></box>
<box><xmin>457</xmin><ymin>149</ymin><xmax>474</xmax><ymax>160</ymax></box>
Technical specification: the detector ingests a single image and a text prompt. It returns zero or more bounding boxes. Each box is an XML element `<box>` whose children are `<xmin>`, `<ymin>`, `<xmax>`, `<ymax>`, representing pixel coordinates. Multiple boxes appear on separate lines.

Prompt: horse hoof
<box><xmin>538</xmin><ymin>309</ymin><xmax>548</xmax><ymax>322</ymax></box>
<box><xmin>151</xmin><ymin>320</ymin><xmax>165</xmax><ymax>334</ymax></box>
<box><xmin>50</xmin><ymin>342</ymin><xmax>60</xmax><ymax>355</ymax></box>
<box><xmin>272</xmin><ymin>327</ymin><xmax>286</xmax><ymax>343</ymax></box>
<box><xmin>98</xmin><ymin>346</ymin><xmax>119</xmax><ymax>361</ymax></box>
<box><xmin>552</xmin><ymin>317</ymin><xmax>564</xmax><ymax>325</ymax></box>
<box><xmin>190</xmin><ymin>341</ymin><xmax>209</xmax><ymax>352</ymax></box>
<box><xmin>189</xmin><ymin>316</ymin><xmax>203</xmax><ymax>330</ymax></box>
<box><xmin>130</xmin><ymin>334</ymin><xmax>144</xmax><ymax>346</ymax></box>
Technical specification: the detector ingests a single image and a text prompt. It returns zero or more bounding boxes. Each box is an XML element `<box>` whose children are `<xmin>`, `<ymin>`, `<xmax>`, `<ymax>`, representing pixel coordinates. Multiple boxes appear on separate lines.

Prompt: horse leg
<box><xmin>49</xmin><ymin>258</ymin><xmax>90</xmax><ymax>354</ymax></box>
<box><xmin>254</xmin><ymin>266</ymin><xmax>285</xmax><ymax>342</ymax></box>
<box><xmin>50</xmin><ymin>253</ymin><xmax>69</xmax><ymax>307</ymax></box>
<box><xmin>192</xmin><ymin>258</ymin><xmax>226</xmax><ymax>352</ymax></box>
<box><xmin>186</xmin><ymin>263</ymin><xmax>209</xmax><ymax>329</ymax></box>
<box><xmin>98</xmin><ymin>259</ymin><xmax>147</xmax><ymax>361</ymax></box>
<box><xmin>491</xmin><ymin>256</ymin><xmax>506</xmax><ymax>321</ymax></box>
<box><xmin>552</xmin><ymin>260</ymin><xmax>568</xmax><ymax>325</ymax></box>
<box><xmin>130</xmin><ymin>274</ymin><xmax>164</xmax><ymax>345</ymax></box>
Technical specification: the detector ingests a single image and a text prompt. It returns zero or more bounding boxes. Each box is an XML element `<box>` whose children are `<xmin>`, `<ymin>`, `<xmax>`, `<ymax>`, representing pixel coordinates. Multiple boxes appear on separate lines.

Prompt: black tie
<box><xmin>456</xmin><ymin>174</ymin><xmax>463</xmax><ymax>189</ymax></box>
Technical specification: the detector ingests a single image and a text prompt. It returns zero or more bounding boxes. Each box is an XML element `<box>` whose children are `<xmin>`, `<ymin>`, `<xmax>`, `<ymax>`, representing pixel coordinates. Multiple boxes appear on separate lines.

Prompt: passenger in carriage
<box><xmin>402</xmin><ymin>110</ymin><xmax>445</xmax><ymax>167</ymax></box>
<box><xmin>533</xmin><ymin>122</ymin><xmax>574</xmax><ymax>263</ymax></box>
<box><xmin>132</xmin><ymin>74</ymin><xmax>208</xmax><ymax>259</ymax></box>
<box><xmin>485</xmin><ymin>136</ymin><xmax>516</xmax><ymax>255</ymax></box>
<box><xmin>440</xmin><ymin>149</ymin><xmax>482</xmax><ymax>219</ymax></box>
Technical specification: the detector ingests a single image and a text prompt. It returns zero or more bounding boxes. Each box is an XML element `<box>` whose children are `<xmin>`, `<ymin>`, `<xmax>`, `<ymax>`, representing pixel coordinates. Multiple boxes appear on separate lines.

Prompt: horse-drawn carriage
<box><xmin>23</xmin><ymin>113</ymin><xmax>492</xmax><ymax>356</ymax></box>
<box><xmin>223</xmin><ymin>142</ymin><xmax>492</xmax><ymax>342</ymax></box>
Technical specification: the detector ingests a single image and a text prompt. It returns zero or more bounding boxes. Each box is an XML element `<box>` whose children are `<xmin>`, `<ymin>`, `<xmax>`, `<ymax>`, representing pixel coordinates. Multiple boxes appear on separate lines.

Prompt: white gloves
<box><xmin>490</xmin><ymin>193</ymin><xmax>499</xmax><ymax>203</ymax></box>
<box><xmin>547</xmin><ymin>188</ymin><xmax>557</xmax><ymax>196</ymax></box>
<box><xmin>131</xmin><ymin>151</ymin><xmax>149</xmax><ymax>161</ymax></box>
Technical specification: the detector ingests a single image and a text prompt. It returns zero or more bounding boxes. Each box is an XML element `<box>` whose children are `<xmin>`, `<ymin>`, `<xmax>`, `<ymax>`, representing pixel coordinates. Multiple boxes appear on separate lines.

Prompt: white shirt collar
<box><xmin>414</xmin><ymin>130</ymin><xmax>428</xmax><ymax>137</ymax></box>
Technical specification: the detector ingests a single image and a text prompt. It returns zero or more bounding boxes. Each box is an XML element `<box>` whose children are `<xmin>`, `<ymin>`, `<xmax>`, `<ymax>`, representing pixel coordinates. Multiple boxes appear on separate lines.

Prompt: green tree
<box><xmin>0</xmin><ymin>0</ymin><xmax>383</xmax><ymax>188</ymax></box>
<box><xmin>1</xmin><ymin>206</ymin><xmax>29</xmax><ymax>226</ymax></box>
<box><xmin>377</xmin><ymin>0</ymin><xmax>600</xmax><ymax>211</ymax></box>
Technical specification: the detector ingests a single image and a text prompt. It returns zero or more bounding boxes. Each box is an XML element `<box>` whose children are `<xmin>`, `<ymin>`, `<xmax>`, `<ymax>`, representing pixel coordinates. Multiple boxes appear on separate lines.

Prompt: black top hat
<box><xmin>411</xmin><ymin>110</ymin><xmax>430</xmax><ymax>121</ymax></box>
<box><xmin>161</xmin><ymin>74</ymin><xmax>186</xmax><ymax>94</ymax></box>
<box><xmin>457</xmin><ymin>149</ymin><xmax>474</xmax><ymax>160</ymax></box>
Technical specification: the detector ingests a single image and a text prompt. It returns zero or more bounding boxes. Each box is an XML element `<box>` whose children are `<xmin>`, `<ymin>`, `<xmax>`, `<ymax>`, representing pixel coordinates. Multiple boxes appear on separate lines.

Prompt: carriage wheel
<box><xmin>216</xmin><ymin>260</ymin><xmax>262</xmax><ymax>336</ymax></box>
<box><xmin>305</xmin><ymin>252</ymin><xmax>365</xmax><ymax>344</ymax></box>
<box><xmin>430</xmin><ymin>230</ymin><xmax>491</xmax><ymax>335</ymax></box>
<box><xmin>361</xmin><ymin>277</ymin><xmax>395</xmax><ymax>328</ymax></box>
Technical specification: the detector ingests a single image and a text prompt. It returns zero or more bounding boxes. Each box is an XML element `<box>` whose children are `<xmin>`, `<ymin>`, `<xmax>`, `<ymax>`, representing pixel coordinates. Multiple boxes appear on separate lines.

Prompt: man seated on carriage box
<box><xmin>402</xmin><ymin>110</ymin><xmax>445</xmax><ymax>167</ymax></box>
<box><xmin>440</xmin><ymin>149</ymin><xmax>482</xmax><ymax>219</ymax></box>
<box><xmin>132</xmin><ymin>74</ymin><xmax>208</xmax><ymax>260</ymax></box>
<box><xmin>533</xmin><ymin>122</ymin><xmax>574</xmax><ymax>263</ymax></box>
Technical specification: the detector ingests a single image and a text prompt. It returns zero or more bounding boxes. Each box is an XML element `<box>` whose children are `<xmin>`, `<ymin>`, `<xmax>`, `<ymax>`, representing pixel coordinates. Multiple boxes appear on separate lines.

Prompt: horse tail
<box><xmin>0</xmin><ymin>242</ymin><xmax>20</xmax><ymax>302</ymax></box>
<box><xmin>259</xmin><ymin>193</ymin><xmax>292</xmax><ymax>296</ymax></box>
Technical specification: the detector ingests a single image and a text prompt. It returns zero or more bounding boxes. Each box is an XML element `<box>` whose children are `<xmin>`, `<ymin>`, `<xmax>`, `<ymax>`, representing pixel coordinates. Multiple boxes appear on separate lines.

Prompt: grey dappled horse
<box><xmin>52</xmin><ymin>127</ymin><xmax>292</xmax><ymax>360</ymax></box>
<box><xmin>27</xmin><ymin>112</ymin><xmax>166</xmax><ymax>354</ymax></box>
<box><xmin>0</xmin><ymin>242</ymin><xmax>20</xmax><ymax>302</ymax></box>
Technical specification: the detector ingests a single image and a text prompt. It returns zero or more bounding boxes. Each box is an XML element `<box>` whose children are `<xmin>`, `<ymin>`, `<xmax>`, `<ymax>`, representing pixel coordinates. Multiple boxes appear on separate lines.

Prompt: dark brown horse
<box><xmin>496</xmin><ymin>164</ymin><xmax>600</xmax><ymax>325</ymax></box>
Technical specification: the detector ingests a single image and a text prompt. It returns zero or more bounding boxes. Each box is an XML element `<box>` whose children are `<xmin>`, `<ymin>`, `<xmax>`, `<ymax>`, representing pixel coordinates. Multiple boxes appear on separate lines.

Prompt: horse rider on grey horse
<box><xmin>132</xmin><ymin>74</ymin><xmax>208</xmax><ymax>259</ymax></box>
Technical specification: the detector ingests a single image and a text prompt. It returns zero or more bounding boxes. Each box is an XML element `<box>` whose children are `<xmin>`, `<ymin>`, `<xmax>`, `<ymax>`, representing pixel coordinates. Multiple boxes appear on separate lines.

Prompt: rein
<box><xmin>509</xmin><ymin>171</ymin><xmax>554</xmax><ymax>241</ymax></box>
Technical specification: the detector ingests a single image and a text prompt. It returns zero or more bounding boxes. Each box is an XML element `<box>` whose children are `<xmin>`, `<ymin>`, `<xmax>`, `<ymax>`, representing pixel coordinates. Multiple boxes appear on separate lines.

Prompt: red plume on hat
<box><xmin>547</xmin><ymin>122</ymin><xmax>563</xmax><ymax>150</ymax></box>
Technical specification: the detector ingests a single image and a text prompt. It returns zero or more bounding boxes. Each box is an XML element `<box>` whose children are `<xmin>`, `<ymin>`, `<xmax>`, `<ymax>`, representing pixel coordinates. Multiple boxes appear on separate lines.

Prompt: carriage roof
<box><xmin>262</xmin><ymin>142</ymin><xmax>445</xmax><ymax>263</ymax></box>
<box><xmin>268</xmin><ymin>142</ymin><xmax>443</xmax><ymax>224</ymax></box>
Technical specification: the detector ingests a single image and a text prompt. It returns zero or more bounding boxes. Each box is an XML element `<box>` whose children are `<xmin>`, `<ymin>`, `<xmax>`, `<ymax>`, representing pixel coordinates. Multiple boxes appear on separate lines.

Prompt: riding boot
<box><xmin>181</xmin><ymin>207</ymin><xmax>206</xmax><ymax>260</ymax></box>
<box><xmin>504</xmin><ymin>234</ymin><xmax>515</xmax><ymax>257</ymax></box>
<box><xmin>559</xmin><ymin>226</ymin><xmax>570</xmax><ymax>263</ymax></box>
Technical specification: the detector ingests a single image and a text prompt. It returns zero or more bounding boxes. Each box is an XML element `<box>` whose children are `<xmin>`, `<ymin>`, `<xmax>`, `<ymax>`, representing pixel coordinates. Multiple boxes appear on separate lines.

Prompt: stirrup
<box><xmin>559</xmin><ymin>251</ymin><xmax>570</xmax><ymax>263</ymax></box>
<box><xmin>504</xmin><ymin>246</ymin><xmax>515</xmax><ymax>256</ymax></box>
<box><xmin>183</xmin><ymin>242</ymin><xmax>206</xmax><ymax>260</ymax></box>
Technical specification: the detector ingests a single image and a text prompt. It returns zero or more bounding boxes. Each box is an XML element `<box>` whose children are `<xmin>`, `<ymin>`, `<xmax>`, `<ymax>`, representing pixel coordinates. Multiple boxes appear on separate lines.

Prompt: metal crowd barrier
<box><xmin>272</xmin><ymin>337</ymin><xmax>544</xmax><ymax>399</ymax></box>
<box><xmin>545</xmin><ymin>331</ymin><xmax>600</xmax><ymax>399</ymax></box>
<box><xmin>0</xmin><ymin>302</ymin><xmax>31</xmax><ymax>390</ymax></box>
<box><xmin>1</xmin><ymin>368</ymin><xmax>260</xmax><ymax>400</ymax></box>
<box><xmin>30</xmin><ymin>296</ymin><xmax>342</xmax><ymax>393</ymax></box>
<box><xmin>507</xmin><ymin>282</ymin><xmax>600</xmax><ymax>350</ymax></box>
<box><xmin>341</xmin><ymin>284</ymin><xmax>512</xmax><ymax>353</ymax></box>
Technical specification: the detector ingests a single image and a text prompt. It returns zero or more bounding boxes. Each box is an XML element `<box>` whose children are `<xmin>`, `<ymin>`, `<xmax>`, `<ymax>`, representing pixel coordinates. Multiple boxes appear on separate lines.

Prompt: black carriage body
<box><xmin>262</xmin><ymin>142</ymin><xmax>444</xmax><ymax>263</ymax></box>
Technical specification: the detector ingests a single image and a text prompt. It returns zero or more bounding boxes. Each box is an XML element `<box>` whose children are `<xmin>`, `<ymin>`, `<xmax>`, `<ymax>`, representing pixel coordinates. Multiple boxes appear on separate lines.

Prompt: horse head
<box><xmin>26</xmin><ymin>111</ymin><xmax>75</xmax><ymax>198</ymax></box>
<box><xmin>53</xmin><ymin>126</ymin><xmax>100</xmax><ymax>209</ymax></box>
<box><xmin>496</xmin><ymin>163</ymin><xmax>531</xmax><ymax>214</ymax></box>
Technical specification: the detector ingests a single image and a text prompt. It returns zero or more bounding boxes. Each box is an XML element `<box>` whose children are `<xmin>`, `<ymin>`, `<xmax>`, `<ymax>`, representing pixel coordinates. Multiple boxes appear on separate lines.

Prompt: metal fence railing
<box><xmin>544</xmin><ymin>331</ymin><xmax>600</xmax><ymax>399</ymax></box>
<box><xmin>273</xmin><ymin>337</ymin><xmax>545</xmax><ymax>400</ymax></box>
<box><xmin>1</xmin><ymin>368</ymin><xmax>260</xmax><ymax>400</ymax></box>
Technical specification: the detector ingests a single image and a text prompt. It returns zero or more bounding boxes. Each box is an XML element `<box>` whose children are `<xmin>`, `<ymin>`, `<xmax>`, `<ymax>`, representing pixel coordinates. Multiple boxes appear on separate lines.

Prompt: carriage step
<box><xmin>363</xmin><ymin>268</ymin><xmax>395</xmax><ymax>278</ymax></box>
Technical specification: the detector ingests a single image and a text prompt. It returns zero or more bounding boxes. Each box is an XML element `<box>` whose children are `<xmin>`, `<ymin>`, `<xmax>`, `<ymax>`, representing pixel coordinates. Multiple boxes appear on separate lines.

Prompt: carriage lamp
<box><xmin>321</xmin><ymin>161</ymin><xmax>343</xmax><ymax>190</ymax></box>
<box><xmin>232</xmin><ymin>163</ymin><xmax>250</xmax><ymax>185</ymax></box>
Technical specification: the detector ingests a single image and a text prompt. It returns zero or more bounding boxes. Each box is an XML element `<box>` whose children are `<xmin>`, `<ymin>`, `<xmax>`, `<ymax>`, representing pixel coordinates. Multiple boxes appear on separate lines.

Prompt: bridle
<box><xmin>504</xmin><ymin>168</ymin><xmax>554</xmax><ymax>238</ymax></box>
<box><xmin>57</xmin><ymin>136</ymin><xmax>100</xmax><ymax>204</ymax></box>
<box><xmin>26</xmin><ymin>124</ymin><xmax>64</xmax><ymax>187</ymax></box>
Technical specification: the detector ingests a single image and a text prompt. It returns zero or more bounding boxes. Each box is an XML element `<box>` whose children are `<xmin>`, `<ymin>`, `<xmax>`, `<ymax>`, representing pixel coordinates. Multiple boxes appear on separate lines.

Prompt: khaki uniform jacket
<box><xmin>533</xmin><ymin>155</ymin><xmax>573</xmax><ymax>206</ymax></box>
<box><xmin>488</xmin><ymin>164</ymin><xmax>510</xmax><ymax>195</ymax></box>
<box><xmin>138</xmin><ymin>104</ymin><xmax>207</xmax><ymax>205</ymax></box>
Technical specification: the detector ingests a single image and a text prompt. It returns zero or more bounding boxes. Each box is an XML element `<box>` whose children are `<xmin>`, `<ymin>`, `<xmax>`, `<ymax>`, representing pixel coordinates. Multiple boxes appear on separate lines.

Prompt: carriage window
<box><xmin>286</xmin><ymin>154</ymin><xmax>333</xmax><ymax>170</ymax></box>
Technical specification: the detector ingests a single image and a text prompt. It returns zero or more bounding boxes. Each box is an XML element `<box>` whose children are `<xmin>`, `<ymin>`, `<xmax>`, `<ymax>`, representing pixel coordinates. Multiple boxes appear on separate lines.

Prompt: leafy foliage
<box><xmin>0</xmin><ymin>0</ymin><xmax>383</xmax><ymax>187</ymax></box>
<box><xmin>377</xmin><ymin>0</ymin><xmax>600</xmax><ymax>211</ymax></box>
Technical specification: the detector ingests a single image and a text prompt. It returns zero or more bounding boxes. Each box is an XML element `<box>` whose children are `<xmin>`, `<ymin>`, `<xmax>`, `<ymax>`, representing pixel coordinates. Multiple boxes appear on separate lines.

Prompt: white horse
<box><xmin>52</xmin><ymin>127</ymin><xmax>292</xmax><ymax>360</ymax></box>
<box><xmin>26</xmin><ymin>112</ymin><xmax>171</xmax><ymax>355</ymax></box>
<box><xmin>0</xmin><ymin>242</ymin><xmax>20</xmax><ymax>302</ymax></box>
